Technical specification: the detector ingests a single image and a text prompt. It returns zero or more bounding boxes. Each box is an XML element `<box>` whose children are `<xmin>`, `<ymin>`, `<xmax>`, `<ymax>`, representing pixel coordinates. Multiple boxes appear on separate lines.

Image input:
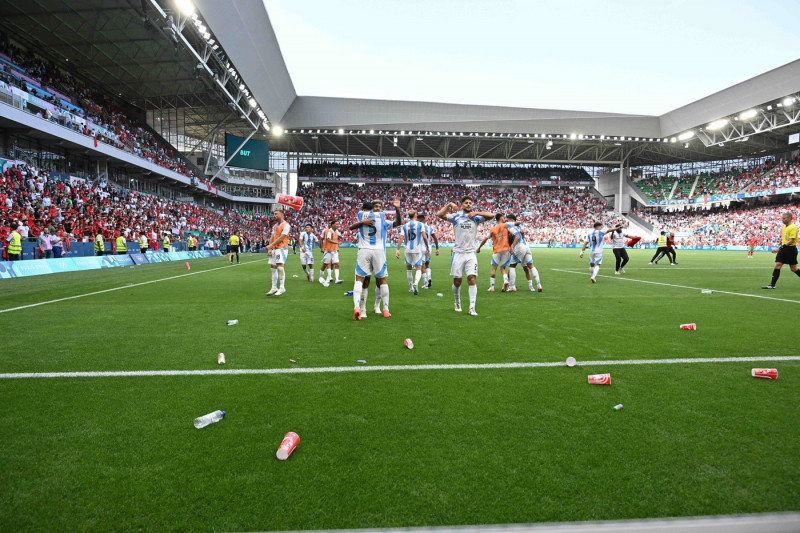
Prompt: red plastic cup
<box><xmin>588</xmin><ymin>373</ymin><xmax>611</xmax><ymax>385</ymax></box>
<box><xmin>680</xmin><ymin>323</ymin><xmax>697</xmax><ymax>330</ymax></box>
<box><xmin>276</xmin><ymin>194</ymin><xmax>304</xmax><ymax>211</ymax></box>
<box><xmin>404</xmin><ymin>338</ymin><xmax>414</xmax><ymax>349</ymax></box>
<box><xmin>185</xmin><ymin>262</ymin><xmax>191</xmax><ymax>270</ymax></box>
<box><xmin>276</xmin><ymin>432</ymin><xmax>300</xmax><ymax>460</ymax></box>
<box><xmin>752</xmin><ymin>368</ymin><xmax>778</xmax><ymax>379</ymax></box>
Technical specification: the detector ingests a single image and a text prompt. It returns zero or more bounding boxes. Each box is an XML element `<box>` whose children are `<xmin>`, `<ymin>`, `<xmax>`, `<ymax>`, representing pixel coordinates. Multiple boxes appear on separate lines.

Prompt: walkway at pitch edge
<box><xmin>1</xmin><ymin>355</ymin><xmax>799</xmax><ymax>379</ymax></box>
<box><xmin>551</xmin><ymin>268</ymin><xmax>800</xmax><ymax>304</ymax></box>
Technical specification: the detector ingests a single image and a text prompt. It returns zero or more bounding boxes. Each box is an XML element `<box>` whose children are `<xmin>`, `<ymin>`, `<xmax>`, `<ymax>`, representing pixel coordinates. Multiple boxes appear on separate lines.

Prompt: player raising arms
<box><xmin>395</xmin><ymin>209</ymin><xmax>429</xmax><ymax>295</ymax></box>
<box><xmin>416</xmin><ymin>213</ymin><xmax>439</xmax><ymax>289</ymax></box>
<box><xmin>349</xmin><ymin>196</ymin><xmax>402</xmax><ymax>320</ymax></box>
<box><xmin>476</xmin><ymin>213</ymin><xmax>511</xmax><ymax>292</ymax></box>
<box><xmin>265</xmin><ymin>208</ymin><xmax>291</xmax><ymax>295</ymax></box>
<box><xmin>298</xmin><ymin>224</ymin><xmax>319</xmax><ymax>283</ymax></box>
<box><xmin>580</xmin><ymin>221</ymin><xmax>621</xmax><ymax>283</ymax></box>
<box><xmin>320</xmin><ymin>220</ymin><xmax>343</xmax><ymax>285</ymax></box>
<box><xmin>506</xmin><ymin>214</ymin><xmax>542</xmax><ymax>292</ymax></box>
<box><xmin>437</xmin><ymin>196</ymin><xmax>494</xmax><ymax>316</ymax></box>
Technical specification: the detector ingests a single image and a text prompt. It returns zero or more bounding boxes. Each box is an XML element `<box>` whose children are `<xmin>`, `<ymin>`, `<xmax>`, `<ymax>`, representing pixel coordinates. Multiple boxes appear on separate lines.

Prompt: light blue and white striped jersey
<box><xmin>506</xmin><ymin>223</ymin><xmax>527</xmax><ymax>246</ymax></box>
<box><xmin>357</xmin><ymin>211</ymin><xmax>393</xmax><ymax>250</ymax></box>
<box><xmin>401</xmin><ymin>220</ymin><xmax>426</xmax><ymax>251</ymax></box>
<box><xmin>299</xmin><ymin>231</ymin><xmax>318</xmax><ymax>252</ymax></box>
<box><xmin>446</xmin><ymin>211</ymin><xmax>486</xmax><ymax>253</ymax></box>
<box><xmin>586</xmin><ymin>229</ymin><xmax>606</xmax><ymax>253</ymax></box>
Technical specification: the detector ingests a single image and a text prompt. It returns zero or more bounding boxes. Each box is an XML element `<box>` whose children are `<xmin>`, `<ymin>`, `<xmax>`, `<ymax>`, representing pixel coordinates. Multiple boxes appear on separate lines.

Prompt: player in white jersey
<box><xmin>395</xmin><ymin>210</ymin><xmax>430</xmax><ymax>295</ymax></box>
<box><xmin>298</xmin><ymin>224</ymin><xmax>319</xmax><ymax>283</ymax></box>
<box><xmin>416</xmin><ymin>213</ymin><xmax>439</xmax><ymax>289</ymax></box>
<box><xmin>505</xmin><ymin>214</ymin><xmax>543</xmax><ymax>292</ymax></box>
<box><xmin>349</xmin><ymin>197</ymin><xmax>402</xmax><ymax>320</ymax></box>
<box><xmin>437</xmin><ymin>196</ymin><xmax>494</xmax><ymax>316</ymax></box>
<box><xmin>580</xmin><ymin>221</ymin><xmax>622</xmax><ymax>283</ymax></box>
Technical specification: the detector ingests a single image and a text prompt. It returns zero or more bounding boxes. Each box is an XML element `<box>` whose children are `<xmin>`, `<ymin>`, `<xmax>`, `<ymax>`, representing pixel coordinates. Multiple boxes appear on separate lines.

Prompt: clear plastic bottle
<box><xmin>194</xmin><ymin>410</ymin><xmax>226</xmax><ymax>429</ymax></box>
<box><xmin>226</xmin><ymin>320</ymin><xmax>238</xmax><ymax>326</ymax></box>
<box><xmin>612</xmin><ymin>404</ymin><xmax>624</xmax><ymax>411</ymax></box>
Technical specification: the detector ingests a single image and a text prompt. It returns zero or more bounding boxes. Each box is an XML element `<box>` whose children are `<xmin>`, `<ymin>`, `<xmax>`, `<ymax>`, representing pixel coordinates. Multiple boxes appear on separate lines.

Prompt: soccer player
<box><xmin>580</xmin><ymin>222</ymin><xmax>621</xmax><ymax>283</ymax></box>
<box><xmin>265</xmin><ymin>209</ymin><xmax>291</xmax><ymax>296</ymax></box>
<box><xmin>395</xmin><ymin>210</ymin><xmax>429</xmax><ymax>295</ymax></box>
<box><xmin>320</xmin><ymin>220</ymin><xmax>343</xmax><ymax>284</ymax></box>
<box><xmin>506</xmin><ymin>214</ymin><xmax>542</xmax><ymax>292</ymax></box>
<box><xmin>437</xmin><ymin>196</ymin><xmax>494</xmax><ymax>315</ymax></box>
<box><xmin>228</xmin><ymin>230</ymin><xmax>240</xmax><ymax>264</ymax></box>
<box><xmin>349</xmin><ymin>197</ymin><xmax>402</xmax><ymax>319</ymax></box>
<box><xmin>762</xmin><ymin>211</ymin><xmax>800</xmax><ymax>289</ymax></box>
<box><xmin>298</xmin><ymin>224</ymin><xmax>319</xmax><ymax>283</ymax></box>
<box><xmin>416</xmin><ymin>213</ymin><xmax>439</xmax><ymax>289</ymax></box>
<box><xmin>747</xmin><ymin>235</ymin><xmax>757</xmax><ymax>258</ymax></box>
<box><xmin>476</xmin><ymin>213</ymin><xmax>511</xmax><ymax>292</ymax></box>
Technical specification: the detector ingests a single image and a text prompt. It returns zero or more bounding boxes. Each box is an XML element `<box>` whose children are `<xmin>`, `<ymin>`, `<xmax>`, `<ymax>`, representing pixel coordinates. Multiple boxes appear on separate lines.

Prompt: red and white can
<box><xmin>276</xmin><ymin>431</ymin><xmax>300</xmax><ymax>460</ymax></box>
<box><xmin>679</xmin><ymin>323</ymin><xmax>697</xmax><ymax>330</ymax></box>
<box><xmin>217</xmin><ymin>353</ymin><xmax>226</xmax><ymax>365</ymax></box>
<box><xmin>588</xmin><ymin>373</ymin><xmax>611</xmax><ymax>385</ymax></box>
<box><xmin>404</xmin><ymin>338</ymin><xmax>414</xmax><ymax>349</ymax></box>
<box><xmin>276</xmin><ymin>194</ymin><xmax>304</xmax><ymax>211</ymax></box>
<box><xmin>752</xmin><ymin>368</ymin><xmax>778</xmax><ymax>379</ymax></box>
<box><xmin>185</xmin><ymin>261</ymin><xmax>191</xmax><ymax>270</ymax></box>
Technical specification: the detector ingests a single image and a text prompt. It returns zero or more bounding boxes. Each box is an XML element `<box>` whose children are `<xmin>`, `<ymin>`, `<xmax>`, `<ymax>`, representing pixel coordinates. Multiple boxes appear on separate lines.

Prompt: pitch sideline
<box><xmin>0</xmin><ymin>257</ymin><xmax>269</xmax><ymax>315</ymax></box>
<box><xmin>1</xmin><ymin>355</ymin><xmax>798</xmax><ymax>379</ymax></box>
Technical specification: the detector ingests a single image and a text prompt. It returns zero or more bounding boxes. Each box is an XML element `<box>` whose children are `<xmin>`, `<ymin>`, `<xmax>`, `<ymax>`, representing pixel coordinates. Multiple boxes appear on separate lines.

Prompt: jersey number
<box><xmin>408</xmin><ymin>230</ymin><xmax>417</xmax><ymax>241</ymax></box>
<box><xmin>367</xmin><ymin>226</ymin><xmax>377</xmax><ymax>237</ymax></box>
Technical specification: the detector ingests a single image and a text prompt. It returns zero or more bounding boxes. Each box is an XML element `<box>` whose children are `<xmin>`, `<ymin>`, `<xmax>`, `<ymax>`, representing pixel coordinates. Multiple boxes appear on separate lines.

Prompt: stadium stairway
<box><xmin>623</xmin><ymin>211</ymin><xmax>656</xmax><ymax>240</ymax></box>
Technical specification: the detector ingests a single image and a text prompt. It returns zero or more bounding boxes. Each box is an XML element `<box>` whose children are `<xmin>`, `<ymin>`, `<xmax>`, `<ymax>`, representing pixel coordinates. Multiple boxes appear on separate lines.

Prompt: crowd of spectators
<box><xmin>637</xmin><ymin>200</ymin><xmax>800</xmax><ymax>248</ymax></box>
<box><xmin>289</xmin><ymin>183</ymin><xmax>614</xmax><ymax>245</ymax></box>
<box><xmin>635</xmin><ymin>157</ymin><xmax>800</xmax><ymax>203</ymax></box>
<box><xmin>0</xmin><ymin>37</ymin><xmax>203</xmax><ymax>183</ymax></box>
<box><xmin>0</xmin><ymin>162</ymin><xmax>273</xmax><ymax>259</ymax></box>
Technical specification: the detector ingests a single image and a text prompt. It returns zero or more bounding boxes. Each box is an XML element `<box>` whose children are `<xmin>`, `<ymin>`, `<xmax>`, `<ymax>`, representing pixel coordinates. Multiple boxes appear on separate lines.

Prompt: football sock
<box><xmin>271</xmin><ymin>269</ymin><xmax>278</xmax><ymax>289</ymax></box>
<box><xmin>353</xmin><ymin>282</ymin><xmax>363</xmax><ymax>307</ymax></box>
<box><xmin>508</xmin><ymin>268</ymin><xmax>516</xmax><ymax>287</ymax></box>
<box><xmin>278</xmin><ymin>266</ymin><xmax>286</xmax><ymax>289</ymax></box>
<box><xmin>468</xmin><ymin>284</ymin><xmax>477</xmax><ymax>308</ymax></box>
<box><xmin>407</xmin><ymin>270</ymin><xmax>414</xmax><ymax>287</ymax></box>
<box><xmin>502</xmin><ymin>273</ymin><xmax>509</xmax><ymax>285</ymax></box>
<box><xmin>380</xmin><ymin>284</ymin><xmax>390</xmax><ymax>308</ymax></box>
<box><xmin>452</xmin><ymin>284</ymin><xmax>461</xmax><ymax>306</ymax></box>
<box><xmin>414</xmin><ymin>269</ymin><xmax>421</xmax><ymax>286</ymax></box>
<box><xmin>489</xmin><ymin>276</ymin><xmax>496</xmax><ymax>288</ymax></box>
<box><xmin>375</xmin><ymin>290</ymin><xmax>382</xmax><ymax>309</ymax></box>
<box><xmin>528</xmin><ymin>279</ymin><xmax>534</xmax><ymax>288</ymax></box>
<box><xmin>771</xmin><ymin>268</ymin><xmax>781</xmax><ymax>286</ymax></box>
<box><xmin>531</xmin><ymin>267</ymin><xmax>540</xmax><ymax>284</ymax></box>
<box><xmin>360</xmin><ymin>288</ymin><xmax>368</xmax><ymax>310</ymax></box>
<box><xmin>334</xmin><ymin>268</ymin><xmax>339</xmax><ymax>281</ymax></box>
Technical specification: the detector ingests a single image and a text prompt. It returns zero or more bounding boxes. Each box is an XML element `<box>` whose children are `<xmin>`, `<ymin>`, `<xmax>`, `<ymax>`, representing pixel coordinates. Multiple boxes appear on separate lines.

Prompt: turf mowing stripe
<box><xmin>1</xmin><ymin>355</ymin><xmax>799</xmax><ymax>379</ymax></box>
<box><xmin>0</xmin><ymin>258</ymin><xmax>269</xmax><ymax>315</ymax></box>
<box><xmin>551</xmin><ymin>268</ymin><xmax>800</xmax><ymax>304</ymax></box>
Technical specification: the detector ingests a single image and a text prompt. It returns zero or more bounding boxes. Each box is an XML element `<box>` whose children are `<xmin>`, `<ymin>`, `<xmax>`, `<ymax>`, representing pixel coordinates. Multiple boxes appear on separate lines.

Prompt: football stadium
<box><xmin>1</xmin><ymin>1</ymin><xmax>800</xmax><ymax>531</ymax></box>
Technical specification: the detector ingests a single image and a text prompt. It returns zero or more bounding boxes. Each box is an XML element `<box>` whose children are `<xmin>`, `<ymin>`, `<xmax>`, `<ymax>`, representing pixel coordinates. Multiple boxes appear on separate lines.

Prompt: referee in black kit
<box><xmin>762</xmin><ymin>211</ymin><xmax>800</xmax><ymax>289</ymax></box>
<box><xmin>611</xmin><ymin>226</ymin><xmax>635</xmax><ymax>274</ymax></box>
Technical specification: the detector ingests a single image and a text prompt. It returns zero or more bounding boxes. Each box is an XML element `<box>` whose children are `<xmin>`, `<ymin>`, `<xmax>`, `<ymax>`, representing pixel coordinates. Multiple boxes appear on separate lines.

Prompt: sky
<box><xmin>265</xmin><ymin>0</ymin><xmax>799</xmax><ymax>116</ymax></box>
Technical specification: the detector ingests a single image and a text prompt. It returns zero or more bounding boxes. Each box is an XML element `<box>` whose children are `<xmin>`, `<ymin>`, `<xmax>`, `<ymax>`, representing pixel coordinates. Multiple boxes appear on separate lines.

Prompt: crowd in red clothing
<box><xmin>1</xmin><ymin>162</ymin><xmax>273</xmax><ymax>258</ymax></box>
<box><xmin>289</xmin><ymin>183</ymin><xmax>614</xmax><ymax>245</ymax></box>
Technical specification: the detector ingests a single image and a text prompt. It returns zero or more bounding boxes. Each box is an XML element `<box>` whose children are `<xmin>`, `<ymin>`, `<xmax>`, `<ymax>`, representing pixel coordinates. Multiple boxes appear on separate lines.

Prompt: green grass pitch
<box><xmin>1</xmin><ymin>248</ymin><xmax>798</xmax><ymax>531</ymax></box>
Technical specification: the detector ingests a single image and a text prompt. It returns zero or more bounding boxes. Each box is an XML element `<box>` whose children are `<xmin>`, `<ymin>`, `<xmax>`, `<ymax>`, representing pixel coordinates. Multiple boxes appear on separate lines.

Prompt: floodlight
<box><xmin>784</xmin><ymin>97</ymin><xmax>796</xmax><ymax>107</ymax></box>
<box><xmin>678</xmin><ymin>131</ymin><xmax>694</xmax><ymax>141</ymax></box>
<box><xmin>369</xmin><ymin>130</ymin><xmax>374</xmax><ymax>134</ymax></box>
<box><xmin>262</xmin><ymin>122</ymin><xmax>270</xmax><ymax>131</ymax></box>
<box><xmin>273</xmin><ymin>126</ymin><xmax>283</xmax><ymax>136</ymax></box>
<box><xmin>738</xmin><ymin>109</ymin><xmax>757</xmax><ymax>120</ymax></box>
<box><xmin>247</xmin><ymin>98</ymin><xmax>256</xmax><ymax>108</ymax></box>
<box><xmin>177</xmin><ymin>0</ymin><xmax>195</xmax><ymax>16</ymax></box>
<box><xmin>670</xmin><ymin>137</ymin><xmax>677</xmax><ymax>143</ymax></box>
<box><xmin>338</xmin><ymin>128</ymin><xmax>344</xmax><ymax>134</ymax></box>
<box><xmin>569</xmin><ymin>133</ymin><xmax>577</xmax><ymax>140</ymax></box>
<box><xmin>707</xmin><ymin>119</ymin><xmax>728</xmax><ymax>131</ymax></box>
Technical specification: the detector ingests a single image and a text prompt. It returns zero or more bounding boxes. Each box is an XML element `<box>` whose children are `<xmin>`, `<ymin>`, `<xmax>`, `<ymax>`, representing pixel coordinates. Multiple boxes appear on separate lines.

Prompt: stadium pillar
<box><xmin>618</xmin><ymin>162</ymin><xmax>624</xmax><ymax>215</ymax></box>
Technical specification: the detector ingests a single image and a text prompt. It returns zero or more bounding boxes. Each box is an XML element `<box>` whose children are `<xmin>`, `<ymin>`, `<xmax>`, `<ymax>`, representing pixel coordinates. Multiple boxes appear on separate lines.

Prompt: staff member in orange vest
<box><xmin>265</xmin><ymin>209</ymin><xmax>291</xmax><ymax>296</ymax></box>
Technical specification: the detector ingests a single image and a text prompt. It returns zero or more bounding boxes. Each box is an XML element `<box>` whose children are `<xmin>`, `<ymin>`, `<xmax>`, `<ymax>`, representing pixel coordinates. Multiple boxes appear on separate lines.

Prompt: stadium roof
<box><xmin>1</xmin><ymin>0</ymin><xmax>799</xmax><ymax>168</ymax></box>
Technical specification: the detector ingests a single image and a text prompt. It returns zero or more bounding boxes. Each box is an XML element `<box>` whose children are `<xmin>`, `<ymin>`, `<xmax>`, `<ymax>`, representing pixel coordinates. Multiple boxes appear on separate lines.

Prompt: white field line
<box><xmin>1</xmin><ymin>355</ymin><xmax>799</xmax><ymax>379</ymax></box>
<box><xmin>0</xmin><ymin>258</ymin><xmax>268</xmax><ymax>314</ymax></box>
<box><xmin>551</xmin><ymin>268</ymin><xmax>800</xmax><ymax>304</ymax></box>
